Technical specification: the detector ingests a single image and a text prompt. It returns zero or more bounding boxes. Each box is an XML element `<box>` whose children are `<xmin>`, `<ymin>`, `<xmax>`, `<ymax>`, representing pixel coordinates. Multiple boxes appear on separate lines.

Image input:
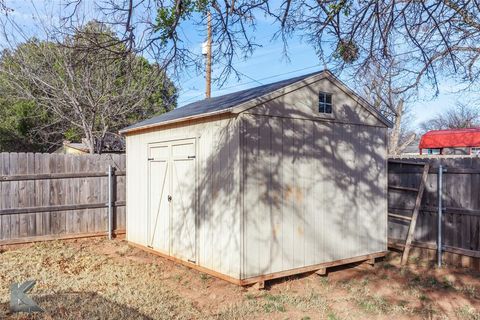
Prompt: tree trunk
<box><xmin>397</xmin><ymin>133</ymin><xmax>417</xmax><ymax>153</ymax></box>
<box><xmin>388</xmin><ymin>99</ymin><xmax>404</xmax><ymax>155</ymax></box>
<box><xmin>82</xmin><ymin>127</ymin><xmax>95</xmax><ymax>154</ymax></box>
<box><xmin>87</xmin><ymin>139</ymin><xmax>95</xmax><ymax>154</ymax></box>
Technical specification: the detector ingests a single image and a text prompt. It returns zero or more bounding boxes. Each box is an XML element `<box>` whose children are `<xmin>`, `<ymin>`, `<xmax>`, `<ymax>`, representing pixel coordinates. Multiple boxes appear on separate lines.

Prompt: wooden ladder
<box><xmin>388</xmin><ymin>160</ymin><xmax>431</xmax><ymax>265</ymax></box>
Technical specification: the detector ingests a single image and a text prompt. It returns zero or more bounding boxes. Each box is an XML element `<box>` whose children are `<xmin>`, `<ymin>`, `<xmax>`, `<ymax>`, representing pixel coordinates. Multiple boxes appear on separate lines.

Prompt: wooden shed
<box><xmin>120</xmin><ymin>70</ymin><xmax>392</xmax><ymax>286</ymax></box>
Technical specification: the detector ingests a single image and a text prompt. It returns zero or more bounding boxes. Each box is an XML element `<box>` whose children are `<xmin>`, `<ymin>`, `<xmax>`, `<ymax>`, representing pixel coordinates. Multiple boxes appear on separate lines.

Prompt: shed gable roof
<box><xmin>120</xmin><ymin>70</ymin><xmax>392</xmax><ymax>134</ymax></box>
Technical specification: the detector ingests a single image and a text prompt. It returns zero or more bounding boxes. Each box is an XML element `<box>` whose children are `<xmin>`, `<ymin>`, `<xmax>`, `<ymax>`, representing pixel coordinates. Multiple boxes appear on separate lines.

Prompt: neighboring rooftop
<box><xmin>55</xmin><ymin>134</ymin><xmax>125</xmax><ymax>154</ymax></box>
<box><xmin>419</xmin><ymin>127</ymin><xmax>480</xmax><ymax>149</ymax></box>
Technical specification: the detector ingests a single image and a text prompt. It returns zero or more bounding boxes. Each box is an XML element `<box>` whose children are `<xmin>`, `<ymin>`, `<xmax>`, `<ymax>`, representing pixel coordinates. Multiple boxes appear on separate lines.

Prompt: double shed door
<box><xmin>148</xmin><ymin>138</ymin><xmax>197</xmax><ymax>263</ymax></box>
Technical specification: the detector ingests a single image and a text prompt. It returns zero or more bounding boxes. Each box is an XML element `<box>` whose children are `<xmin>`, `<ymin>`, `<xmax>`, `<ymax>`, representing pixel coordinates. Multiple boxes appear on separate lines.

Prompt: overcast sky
<box><xmin>0</xmin><ymin>0</ymin><xmax>471</xmax><ymax>129</ymax></box>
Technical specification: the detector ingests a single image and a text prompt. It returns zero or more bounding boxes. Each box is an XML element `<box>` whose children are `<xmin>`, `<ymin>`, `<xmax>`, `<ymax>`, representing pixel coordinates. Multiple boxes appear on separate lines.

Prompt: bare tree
<box><xmin>2</xmin><ymin>1</ymin><xmax>480</xmax><ymax>132</ymax></box>
<box><xmin>361</xmin><ymin>59</ymin><xmax>416</xmax><ymax>155</ymax></box>
<box><xmin>420</xmin><ymin>102</ymin><xmax>480</xmax><ymax>132</ymax></box>
<box><xmin>0</xmin><ymin>22</ymin><xmax>176</xmax><ymax>153</ymax></box>
<box><xmin>51</xmin><ymin>1</ymin><xmax>480</xmax><ymax>94</ymax></box>
<box><xmin>0</xmin><ymin>1</ymin><xmax>8</xmax><ymax>12</ymax></box>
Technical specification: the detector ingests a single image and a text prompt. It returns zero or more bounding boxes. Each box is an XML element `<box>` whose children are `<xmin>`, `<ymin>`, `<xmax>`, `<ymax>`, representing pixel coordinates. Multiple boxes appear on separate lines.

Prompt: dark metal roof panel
<box><xmin>121</xmin><ymin>70</ymin><xmax>324</xmax><ymax>132</ymax></box>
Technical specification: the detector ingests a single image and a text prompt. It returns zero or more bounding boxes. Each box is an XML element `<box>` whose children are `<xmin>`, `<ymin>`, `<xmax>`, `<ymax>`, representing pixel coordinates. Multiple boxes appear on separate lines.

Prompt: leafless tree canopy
<box><xmin>361</xmin><ymin>58</ymin><xmax>416</xmax><ymax>155</ymax></box>
<box><xmin>0</xmin><ymin>21</ymin><xmax>177</xmax><ymax>153</ymax></box>
<box><xmin>50</xmin><ymin>0</ymin><xmax>480</xmax><ymax>93</ymax></box>
<box><xmin>420</xmin><ymin>102</ymin><xmax>480</xmax><ymax>132</ymax></box>
<box><xmin>1</xmin><ymin>0</ymin><xmax>480</xmax><ymax>149</ymax></box>
<box><xmin>0</xmin><ymin>1</ymin><xmax>8</xmax><ymax>12</ymax></box>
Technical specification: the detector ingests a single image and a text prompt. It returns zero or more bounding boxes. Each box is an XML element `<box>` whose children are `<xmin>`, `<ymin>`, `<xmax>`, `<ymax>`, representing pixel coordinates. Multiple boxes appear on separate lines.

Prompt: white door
<box><xmin>170</xmin><ymin>139</ymin><xmax>197</xmax><ymax>262</ymax></box>
<box><xmin>147</xmin><ymin>139</ymin><xmax>197</xmax><ymax>262</ymax></box>
<box><xmin>148</xmin><ymin>144</ymin><xmax>170</xmax><ymax>252</ymax></box>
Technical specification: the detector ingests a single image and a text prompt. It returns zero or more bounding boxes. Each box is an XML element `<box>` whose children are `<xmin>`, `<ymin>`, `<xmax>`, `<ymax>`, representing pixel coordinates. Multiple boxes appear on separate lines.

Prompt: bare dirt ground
<box><xmin>0</xmin><ymin>238</ymin><xmax>479</xmax><ymax>320</ymax></box>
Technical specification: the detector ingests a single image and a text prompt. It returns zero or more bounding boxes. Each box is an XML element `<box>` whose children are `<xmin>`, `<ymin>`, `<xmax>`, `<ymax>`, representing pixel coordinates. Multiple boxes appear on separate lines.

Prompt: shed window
<box><xmin>319</xmin><ymin>92</ymin><xmax>332</xmax><ymax>113</ymax></box>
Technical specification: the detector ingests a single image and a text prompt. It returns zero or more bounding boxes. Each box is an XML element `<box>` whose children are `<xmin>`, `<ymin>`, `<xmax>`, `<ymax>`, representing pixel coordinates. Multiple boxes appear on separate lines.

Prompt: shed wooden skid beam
<box><xmin>254</xmin><ymin>280</ymin><xmax>265</xmax><ymax>290</ymax></box>
<box><xmin>240</xmin><ymin>252</ymin><xmax>386</xmax><ymax>286</ymax></box>
<box><xmin>315</xmin><ymin>267</ymin><xmax>327</xmax><ymax>276</ymax></box>
<box><xmin>129</xmin><ymin>242</ymin><xmax>386</xmax><ymax>286</ymax></box>
<box><xmin>365</xmin><ymin>258</ymin><xmax>375</xmax><ymax>266</ymax></box>
<box><xmin>128</xmin><ymin>242</ymin><xmax>244</xmax><ymax>285</ymax></box>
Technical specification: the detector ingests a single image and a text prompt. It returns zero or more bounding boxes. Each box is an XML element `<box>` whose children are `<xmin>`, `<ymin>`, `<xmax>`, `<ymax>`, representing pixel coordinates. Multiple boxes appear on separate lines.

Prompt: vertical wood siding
<box><xmin>239</xmin><ymin>77</ymin><xmax>388</xmax><ymax>279</ymax></box>
<box><xmin>125</xmin><ymin>115</ymin><xmax>241</xmax><ymax>278</ymax></box>
<box><xmin>241</xmin><ymin>114</ymin><xmax>387</xmax><ymax>278</ymax></box>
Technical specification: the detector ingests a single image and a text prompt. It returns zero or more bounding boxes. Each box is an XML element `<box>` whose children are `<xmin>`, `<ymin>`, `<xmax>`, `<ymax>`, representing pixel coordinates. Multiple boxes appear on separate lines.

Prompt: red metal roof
<box><xmin>419</xmin><ymin>128</ymin><xmax>480</xmax><ymax>149</ymax></box>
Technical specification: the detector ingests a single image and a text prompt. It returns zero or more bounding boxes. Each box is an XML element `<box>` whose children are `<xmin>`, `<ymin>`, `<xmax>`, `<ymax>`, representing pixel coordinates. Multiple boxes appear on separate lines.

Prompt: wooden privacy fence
<box><xmin>388</xmin><ymin>156</ymin><xmax>480</xmax><ymax>269</ymax></box>
<box><xmin>0</xmin><ymin>152</ymin><xmax>126</xmax><ymax>245</ymax></box>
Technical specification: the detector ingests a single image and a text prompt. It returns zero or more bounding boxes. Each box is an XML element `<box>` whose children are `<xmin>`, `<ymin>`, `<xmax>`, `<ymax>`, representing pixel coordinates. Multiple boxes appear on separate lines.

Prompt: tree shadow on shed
<box><xmin>167</xmin><ymin>77</ymin><xmax>389</xmax><ymax>280</ymax></box>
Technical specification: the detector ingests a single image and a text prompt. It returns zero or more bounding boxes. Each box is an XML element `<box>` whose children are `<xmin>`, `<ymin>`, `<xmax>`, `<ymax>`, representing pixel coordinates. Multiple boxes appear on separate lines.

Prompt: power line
<box><xmin>216</xmin><ymin>60</ymin><xmax>264</xmax><ymax>86</ymax></box>
<box><xmin>218</xmin><ymin>63</ymin><xmax>322</xmax><ymax>91</ymax></box>
<box><xmin>233</xmin><ymin>70</ymin><xmax>264</xmax><ymax>86</ymax></box>
<box><xmin>178</xmin><ymin>92</ymin><xmax>205</xmax><ymax>105</ymax></box>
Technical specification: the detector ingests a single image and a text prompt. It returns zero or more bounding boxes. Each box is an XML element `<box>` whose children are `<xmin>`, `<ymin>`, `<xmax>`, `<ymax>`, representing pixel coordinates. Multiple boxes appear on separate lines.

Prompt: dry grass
<box><xmin>455</xmin><ymin>305</ymin><xmax>480</xmax><ymax>320</ymax></box>
<box><xmin>0</xmin><ymin>239</ymin><xmax>479</xmax><ymax>319</ymax></box>
<box><xmin>214</xmin><ymin>290</ymin><xmax>327</xmax><ymax>319</ymax></box>
<box><xmin>0</xmin><ymin>240</ymin><xmax>199</xmax><ymax>319</ymax></box>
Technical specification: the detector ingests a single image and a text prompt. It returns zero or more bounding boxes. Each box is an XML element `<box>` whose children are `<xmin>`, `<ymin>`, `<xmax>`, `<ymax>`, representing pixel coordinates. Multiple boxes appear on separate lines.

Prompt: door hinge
<box><xmin>188</xmin><ymin>155</ymin><xmax>196</xmax><ymax>159</ymax></box>
<box><xmin>187</xmin><ymin>259</ymin><xmax>196</xmax><ymax>264</ymax></box>
<box><xmin>147</xmin><ymin>157</ymin><xmax>154</xmax><ymax>161</ymax></box>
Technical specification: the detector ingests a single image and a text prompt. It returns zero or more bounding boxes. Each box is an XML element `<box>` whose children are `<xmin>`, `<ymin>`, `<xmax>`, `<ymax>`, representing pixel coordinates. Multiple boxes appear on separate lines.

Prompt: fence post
<box><xmin>437</xmin><ymin>165</ymin><xmax>443</xmax><ymax>267</ymax></box>
<box><xmin>107</xmin><ymin>164</ymin><xmax>113</xmax><ymax>240</ymax></box>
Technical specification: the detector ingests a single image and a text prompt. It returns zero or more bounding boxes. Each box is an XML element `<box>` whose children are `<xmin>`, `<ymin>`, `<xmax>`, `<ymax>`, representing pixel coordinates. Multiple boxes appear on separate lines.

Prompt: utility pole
<box><xmin>205</xmin><ymin>11</ymin><xmax>212</xmax><ymax>99</ymax></box>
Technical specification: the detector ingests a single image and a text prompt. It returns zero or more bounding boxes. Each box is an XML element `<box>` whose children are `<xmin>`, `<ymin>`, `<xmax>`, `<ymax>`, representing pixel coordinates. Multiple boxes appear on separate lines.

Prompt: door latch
<box><xmin>168</xmin><ymin>195</ymin><xmax>172</xmax><ymax>202</ymax></box>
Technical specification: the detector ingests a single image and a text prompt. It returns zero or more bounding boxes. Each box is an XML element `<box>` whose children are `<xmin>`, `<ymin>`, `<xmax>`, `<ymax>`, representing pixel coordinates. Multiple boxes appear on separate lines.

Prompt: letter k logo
<box><xmin>10</xmin><ymin>280</ymin><xmax>43</xmax><ymax>313</ymax></box>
